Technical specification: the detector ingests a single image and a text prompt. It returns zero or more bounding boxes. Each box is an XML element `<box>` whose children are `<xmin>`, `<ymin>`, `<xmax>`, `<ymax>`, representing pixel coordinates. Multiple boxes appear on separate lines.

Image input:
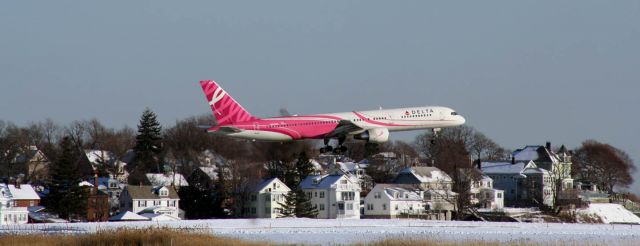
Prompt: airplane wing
<box><xmin>218</xmin><ymin>126</ymin><xmax>243</xmax><ymax>133</ymax></box>
<box><xmin>326</xmin><ymin>120</ymin><xmax>364</xmax><ymax>138</ymax></box>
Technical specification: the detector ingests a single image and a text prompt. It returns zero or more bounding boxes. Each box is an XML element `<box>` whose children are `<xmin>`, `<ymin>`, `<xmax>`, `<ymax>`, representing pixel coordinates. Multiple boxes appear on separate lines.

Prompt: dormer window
<box><xmin>159</xmin><ymin>187</ymin><xmax>169</xmax><ymax>197</ymax></box>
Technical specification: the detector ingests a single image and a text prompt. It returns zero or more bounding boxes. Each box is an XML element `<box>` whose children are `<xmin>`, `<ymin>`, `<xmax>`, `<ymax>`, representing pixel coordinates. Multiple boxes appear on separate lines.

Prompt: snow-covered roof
<box><xmin>198</xmin><ymin>167</ymin><xmax>218</xmax><ymax>180</ymax></box>
<box><xmin>383</xmin><ymin>186</ymin><xmax>422</xmax><ymax>201</ymax></box>
<box><xmin>139</xmin><ymin>213</ymin><xmax>180</xmax><ymax>221</ymax></box>
<box><xmin>109</xmin><ymin>211</ymin><xmax>149</xmax><ymax>221</ymax></box>
<box><xmin>480</xmin><ymin>161</ymin><xmax>536</xmax><ymax>174</ymax></box>
<box><xmin>7</xmin><ymin>184</ymin><xmax>40</xmax><ymax>200</ymax></box>
<box><xmin>513</xmin><ymin>146</ymin><xmax>560</xmax><ymax>163</ymax></box>
<box><xmin>253</xmin><ymin>178</ymin><xmax>289</xmax><ymax>192</ymax></box>
<box><xmin>336</xmin><ymin>162</ymin><xmax>362</xmax><ymax>173</ymax></box>
<box><xmin>373</xmin><ymin>152</ymin><xmax>397</xmax><ymax>159</ymax></box>
<box><xmin>398</xmin><ymin>166</ymin><xmax>451</xmax><ymax>183</ymax></box>
<box><xmin>146</xmin><ymin>173</ymin><xmax>189</xmax><ymax>187</ymax></box>
<box><xmin>300</xmin><ymin>174</ymin><xmax>354</xmax><ymax>189</ymax></box>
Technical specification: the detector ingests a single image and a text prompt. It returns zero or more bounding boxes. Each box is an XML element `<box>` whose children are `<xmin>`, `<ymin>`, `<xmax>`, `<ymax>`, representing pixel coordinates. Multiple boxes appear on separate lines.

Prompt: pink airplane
<box><xmin>200</xmin><ymin>80</ymin><xmax>465</xmax><ymax>154</ymax></box>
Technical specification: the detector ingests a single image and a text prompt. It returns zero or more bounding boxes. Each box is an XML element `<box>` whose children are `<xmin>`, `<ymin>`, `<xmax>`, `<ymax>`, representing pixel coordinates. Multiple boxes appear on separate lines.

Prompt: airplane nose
<box><xmin>458</xmin><ymin>115</ymin><xmax>466</xmax><ymax>125</ymax></box>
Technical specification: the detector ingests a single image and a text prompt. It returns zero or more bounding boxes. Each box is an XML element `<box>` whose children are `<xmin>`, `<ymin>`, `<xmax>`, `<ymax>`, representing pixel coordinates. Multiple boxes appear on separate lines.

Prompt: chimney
<box><xmin>475</xmin><ymin>159</ymin><xmax>482</xmax><ymax>170</ymax></box>
<box><xmin>546</xmin><ymin>141</ymin><xmax>551</xmax><ymax>150</ymax></box>
<box><xmin>511</xmin><ymin>156</ymin><xmax>515</xmax><ymax>165</ymax></box>
<box><xmin>14</xmin><ymin>179</ymin><xmax>20</xmax><ymax>189</ymax></box>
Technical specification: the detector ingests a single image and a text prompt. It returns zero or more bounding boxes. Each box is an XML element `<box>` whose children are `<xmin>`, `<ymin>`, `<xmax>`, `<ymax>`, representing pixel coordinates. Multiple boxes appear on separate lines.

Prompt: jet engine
<box><xmin>353</xmin><ymin>128</ymin><xmax>390</xmax><ymax>143</ymax></box>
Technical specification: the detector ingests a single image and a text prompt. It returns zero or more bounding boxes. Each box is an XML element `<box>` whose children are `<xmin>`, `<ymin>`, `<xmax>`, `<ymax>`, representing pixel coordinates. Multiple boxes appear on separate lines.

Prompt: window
<box><xmin>29</xmin><ymin>201</ymin><xmax>35</xmax><ymax>207</ymax></box>
<box><xmin>346</xmin><ymin>203</ymin><xmax>353</xmax><ymax>210</ymax></box>
<box><xmin>265</xmin><ymin>207</ymin><xmax>270</xmax><ymax>214</ymax></box>
<box><xmin>319</xmin><ymin>192</ymin><xmax>325</xmax><ymax>198</ymax></box>
<box><xmin>366</xmin><ymin>204</ymin><xmax>374</xmax><ymax>210</ymax></box>
<box><xmin>159</xmin><ymin>189</ymin><xmax>168</xmax><ymax>197</ymax></box>
<box><xmin>395</xmin><ymin>204</ymin><xmax>399</xmax><ymax>210</ymax></box>
<box><xmin>374</xmin><ymin>192</ymin><xmax>381</xmax><ymax>199</ymax></box>
<box><xmin>251</xmin><ymin>207</ymin><xmax>256</xmax><ymax>214</ymax></box>
<box><xmin>451</xmin><ymin>112</ymin><xmax>458</xmax><ymax>115</ymax></box>
<box><xmin>251</xmin><ymin>195</ymin><xmax>257</xmax><ymax>201</ymax></box>
<box><xmin>340</xmin><ymin>180</ymin><xmax>348</xmax><ymax>184</ymax></box>
<box><xmin>383</xmin><ymin>204</ymin><xmax>387</xmax><ymax>210</ymax></box>
<box><xmin>314</xmin><ymin>192</ymin><xmax>318</xmax><ymax>197</ymax></box>
<box><xmin>342</xmin><ymin>192</ymin><xmax>355</xmax><ymax>201</ymax></box>
<box><xmin>265</xmin><ymin>195</ymin><xmax>270</xmax><ymax>202</ymax></box>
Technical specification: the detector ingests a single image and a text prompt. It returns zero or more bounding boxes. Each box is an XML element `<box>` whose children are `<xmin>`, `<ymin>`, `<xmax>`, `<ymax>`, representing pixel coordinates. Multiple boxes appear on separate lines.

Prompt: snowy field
<box><xmin>2</xmin><ymin>219</ymin><xmax>640</xmax><ymax>245</ymax></box>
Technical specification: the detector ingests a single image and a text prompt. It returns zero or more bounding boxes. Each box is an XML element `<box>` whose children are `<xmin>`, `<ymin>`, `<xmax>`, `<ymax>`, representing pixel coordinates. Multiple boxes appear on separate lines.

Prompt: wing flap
<box><xmin>326</xmin><ymin>120</ymin><xmax>363</xmax><ymax>138</ymax></box>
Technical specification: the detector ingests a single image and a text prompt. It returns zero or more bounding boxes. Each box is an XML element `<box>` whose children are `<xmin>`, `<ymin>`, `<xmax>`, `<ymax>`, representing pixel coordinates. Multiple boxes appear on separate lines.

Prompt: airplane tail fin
<box><xmin>200</xmin><ymin>80</ymin><xmax>259</xmax><ymax>125</ymax></box>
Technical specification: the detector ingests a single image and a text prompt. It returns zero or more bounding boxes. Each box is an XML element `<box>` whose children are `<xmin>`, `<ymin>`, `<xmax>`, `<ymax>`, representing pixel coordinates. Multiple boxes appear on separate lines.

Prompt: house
<box><xmin>513</xmin><ymin>142</ymin><xmax>573</xmax><ymax>191</ymax></box>
<box><xmin>7</xmin><ymin>184</ymin><xmax>40</xmax><ymax>207</ymax></box>
<box><xmin>393</xmin><ymin>166</ymin><xmax>453</xmax><ymax>191</ymax></box>
<box><xmin>0</xmin><ymin>185</ymin><xmax>29</xmax><ymax>225</ymax></box>
<box><xmin>188</xmin><ymin>167</ymin><xmax>218</xmax><ymax>190</ymax></box>
<box><xmin>13</xmin><ymin>146</ymin><xmax>50</xmax><ymax>182</ymax></box>
<box><xmin>463</xmin><ymin>168</ymin><xmax>504</xmax><ymax>210</ymax></box>
<box><xmin>481</xmin><ymin>160</ymin><xmax>553</xmax><ymax>207</ymax></box>
<box><xmin>119</xmin><ymin>185</ymin><xmax>180</xmax><ymax>218</ymax></box>
<box><xmin>146</xmin><ymin>173</ymin><xmax>189</xmax><ymax>187</ymax></box>
<box><xmin>77</xmin><ymin>150</ymin><xmax>129</xmax><ymax>183</ymax></box>
<box><xmin>363</xmin><ymin>184</ymin><xmax>425</xmax><ymax>219</ymax></box>
<box><xmin>242</xmin><ymin>177</ymin><xmax>290</xmax><ymax>218</ymax></box>
<box><xmin>88</xmin><ymin>177</ymin><xmax>125</xmax><ymax>215</ymax></box>
<box><xmin>80</xmin><ymin>178</ymin><xmax>110</xmax><ymax>222</ymax></box>
<box><xmin>299</xmin><ymin>172</ymin><xmax>361</xmax><ymax>219</ymax></box>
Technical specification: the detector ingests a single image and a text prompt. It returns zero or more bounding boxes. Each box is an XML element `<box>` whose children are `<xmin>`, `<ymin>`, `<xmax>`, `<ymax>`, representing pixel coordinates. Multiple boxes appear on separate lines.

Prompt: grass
<box><xmin>0</xmin><ymin>228</ymin><xmax>265</xmax><ymax>246</ymax></box>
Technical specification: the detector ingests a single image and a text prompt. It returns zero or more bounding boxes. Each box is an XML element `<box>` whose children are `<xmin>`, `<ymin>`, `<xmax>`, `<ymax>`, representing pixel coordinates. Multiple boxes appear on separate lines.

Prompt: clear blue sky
<box><xmin>2</xmin><ymin>1</ymin><xmax>639</xmax><ymax>192</ymax></box>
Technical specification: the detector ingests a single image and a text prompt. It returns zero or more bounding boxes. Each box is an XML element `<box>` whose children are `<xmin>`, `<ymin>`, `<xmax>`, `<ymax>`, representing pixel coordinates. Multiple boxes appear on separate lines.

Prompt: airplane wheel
<box><xmin>340</xmin><ymin>146</ymin><xmax>348</xmax><ymax>153</ymax></box>
<box><xmin>320</xmin><ymin>147</ymin><xmax>326</xmax><ymax>153</ymax></box>
<box><xmin>325</xmin><ymin>146</ymin><xmax>333</xmax><ymax>152</ymax></box>
<box><xmin>333</xmin><ymin>148</ymin><xmax>342</xmax><ymax>155</ymax></box>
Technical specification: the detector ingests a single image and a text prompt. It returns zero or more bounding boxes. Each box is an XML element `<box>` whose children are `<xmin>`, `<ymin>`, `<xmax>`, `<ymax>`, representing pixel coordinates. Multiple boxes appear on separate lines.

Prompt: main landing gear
<box><xmin>430</xmin><ymin>128</ymin><xmax>441</xmax><ymax>145</ymax></box>
<box><xmin>319</xmin><ymin>137</ymin><xmax>348</xmax><ymax>154</ymax></box>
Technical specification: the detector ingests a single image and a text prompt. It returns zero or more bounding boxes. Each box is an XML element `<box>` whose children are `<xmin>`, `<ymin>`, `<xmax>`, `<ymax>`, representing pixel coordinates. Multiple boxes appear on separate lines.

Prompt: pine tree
<box><xmin>293</xmin><ymin>186</ymin><xmax>318</xmax><ymax>218</ymax></box>
<box><xmin>278</xmin><ymin>189</ymin><xmax>298</xmax><ymax>218</ymax></box>
<box><xmin>130</xmin><ymin>108</ymin><xmax>163</xmax><ymax>184</ymax></box>
<box><xmin>212</xmin><ymin>165</ymin><xmax>229</xmax><ymax>218</ymax></box>
<box><xmin>295</xmin><ymin>151</ymin><xmax>314</xmax><ymax>181</ymax></box>
<box><xmin>46</xmin><ymin>136</ymin><xmax>88</xmax><ymax>220</ymax></box>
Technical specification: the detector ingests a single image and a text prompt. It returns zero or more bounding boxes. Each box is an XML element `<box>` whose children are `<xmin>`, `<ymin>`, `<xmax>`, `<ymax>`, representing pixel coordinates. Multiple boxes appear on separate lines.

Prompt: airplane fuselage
<box><xmin>207</xmin><ymin>106</ymin><xmax>465</xmax><ymax>142</ymax></box>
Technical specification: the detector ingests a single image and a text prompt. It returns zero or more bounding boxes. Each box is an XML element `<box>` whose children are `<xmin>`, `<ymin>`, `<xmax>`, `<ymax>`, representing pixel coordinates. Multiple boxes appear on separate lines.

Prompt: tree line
<box><xmin>1</xmin><ymin>109</ymin><xmax>637</xmax><ymax>220</ymax></box>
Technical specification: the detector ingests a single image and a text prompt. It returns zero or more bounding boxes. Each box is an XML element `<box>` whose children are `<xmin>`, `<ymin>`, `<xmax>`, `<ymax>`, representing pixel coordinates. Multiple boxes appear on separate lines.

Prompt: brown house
<box><xmin>7</xmin><ymin>184</ymin><xmax>40</xmax><ymax>207</ymax></box>
<box><xmin>84</xmin><ymin>177</ymin><xmax>110</xmax><ymax>222</ymax></box>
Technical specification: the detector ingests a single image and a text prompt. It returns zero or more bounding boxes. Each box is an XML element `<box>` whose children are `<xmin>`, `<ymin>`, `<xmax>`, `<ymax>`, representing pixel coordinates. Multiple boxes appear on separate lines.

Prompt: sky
<box><xmin>1</xmin><ymin>1</ymin><xmax>639</xmax><ymax>192</ymax></box>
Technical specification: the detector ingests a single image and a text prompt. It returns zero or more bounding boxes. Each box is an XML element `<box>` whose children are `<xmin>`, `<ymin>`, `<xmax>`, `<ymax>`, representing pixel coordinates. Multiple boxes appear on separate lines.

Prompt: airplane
<box><xmin>199</xmin><ymin>80</ymin><xmax>466</xmax><ymax>154</ymax></box>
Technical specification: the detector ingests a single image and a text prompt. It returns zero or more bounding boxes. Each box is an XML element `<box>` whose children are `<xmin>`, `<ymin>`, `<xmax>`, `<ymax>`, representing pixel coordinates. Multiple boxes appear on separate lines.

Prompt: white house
<box><xmin>0</xmin><ymin>185</ymin><xmax>29</xmax><ymax>225</ymax></box>
<box><xmin>119</xmin><ymin>185</ymin><xmax>180</xmax><ymax>218</ymax></box>
<box><xmin>243</xmin><ymin>178</ymin><xmax>291</xmax><ymax>218</ymax></box>
<box><xmin>299</xmin><ymin>172</ymin><xmax>361</xmax><ymax>219</ymax></box>
<box><xmin>363</xmin><ymin>184</ymin><xmax>425</xmax><ymax>218</ymax></box>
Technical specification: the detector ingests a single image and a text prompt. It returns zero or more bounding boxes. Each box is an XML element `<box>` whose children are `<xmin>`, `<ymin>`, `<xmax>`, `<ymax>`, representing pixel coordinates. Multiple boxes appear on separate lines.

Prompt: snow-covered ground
<box><xmin>2</xmin><ymin>219</ymin><xmax>640</xmax><ymax>245</ymax></box>
<box><xmin>578</xmin><ymin>203</ymin><xmax>640</xmax><ymax>224</ymax></box>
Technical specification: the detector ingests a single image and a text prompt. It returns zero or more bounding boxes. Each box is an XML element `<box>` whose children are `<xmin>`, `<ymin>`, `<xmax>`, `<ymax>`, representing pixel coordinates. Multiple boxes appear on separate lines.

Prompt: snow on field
<box><xmin>2</xmin><ymin>219</ymin><xmax>640</xmax><ymax>245</ymax></box>
<box><xmin>578</xmin><ymin>203</ymin><xmax>640</xmax><ymax>224</ymax></box>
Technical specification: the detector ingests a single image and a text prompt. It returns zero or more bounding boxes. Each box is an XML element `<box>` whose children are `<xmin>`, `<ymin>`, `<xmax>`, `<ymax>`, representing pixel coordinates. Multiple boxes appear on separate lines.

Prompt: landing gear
<box><xmin>431</xmin><ymin>128</ymin><xmax>441</xmax><ymax>145</ymax></box>
<box><xmin>319</xmin><ymin>137</ymin><xmax>348</xmax><ymax>155</ymax></box>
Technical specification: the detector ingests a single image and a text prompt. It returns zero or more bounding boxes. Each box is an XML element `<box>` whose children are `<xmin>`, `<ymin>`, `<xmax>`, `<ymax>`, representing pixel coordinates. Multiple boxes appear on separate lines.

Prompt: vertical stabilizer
<box><xmin>200</xmin><ymin>80</ymin><xmax>259</xmax><ymax>125</ymax></box>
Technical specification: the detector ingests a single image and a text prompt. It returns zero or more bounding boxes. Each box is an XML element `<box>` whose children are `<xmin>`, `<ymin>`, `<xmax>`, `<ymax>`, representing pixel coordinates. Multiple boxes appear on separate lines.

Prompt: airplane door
<box><xmin>439</xmin><ymin>109</ymin><xmax>445</xmax><ymax>120</ymax></box>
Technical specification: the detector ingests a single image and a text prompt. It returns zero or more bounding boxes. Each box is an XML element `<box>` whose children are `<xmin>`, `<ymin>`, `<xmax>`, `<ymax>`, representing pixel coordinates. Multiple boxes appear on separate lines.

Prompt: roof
<box><xmin>197</xmin><ymin>167</ymin><xmax>218</xmax><ymax>180</ymax></box>
<box><xmin>373</xmin><ymin>184</ymin><xmax>423</xmax><ymax>201</ymax></box>
<box><xmin>125</xmin><ymin>185</ymin><xmax>179</xmax><ymax>199</ymax></box>
<box><xmin>140</xmin><ymin>213</ymin><xmax>180</xmax><ymax>221</ymax></box>
<box><xmin>253</xmin><ymin>177</ymin><xmax>289</xmax><ymax>192</ymax></box>
<box><xmin>513</xmin><ymin>145</ymin><xmax>560</xmax><ymax>163</ymax></box>
<box><xmin>397</xmin><ymin>166</ymin><xmax>451</xmax><ymax>183</ymax></box>
<box><xmin>300</xmin><ymin>174</ymin><xmax>354</xmax><ymax>190</ymax></box>
<box><xmin>146</xmin><ymin>173</ymin><xmax>189</xmax><ymax>187</ymax></box>
<box><xmin>7</xmin><ymin>184</ymin><xmax>40</xmax><ymax>200</ymax></box>
<box><xmin>109</xmin><ymin>211</ymin><xmax>149</xmax><ymax>221</ymax></box>
<box><xmin>480</xmin><ymin>161</ymin><xmax>536</xmax><ymax>174</ymax></box>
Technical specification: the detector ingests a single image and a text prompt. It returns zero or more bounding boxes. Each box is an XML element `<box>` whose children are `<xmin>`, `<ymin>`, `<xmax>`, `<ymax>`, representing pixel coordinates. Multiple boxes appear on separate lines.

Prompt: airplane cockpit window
<box><xmin>451</xmin><ymin>112</ymin><xmax>458</xmax><ymax>116</ymax></box>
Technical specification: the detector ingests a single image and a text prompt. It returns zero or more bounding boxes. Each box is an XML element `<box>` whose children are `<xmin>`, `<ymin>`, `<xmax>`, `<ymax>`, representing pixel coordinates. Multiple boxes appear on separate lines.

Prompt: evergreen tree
<box><xmin>278</xmin><ymin>189</ymin><xmax>298</xmax><ymax>218</ymax></box>
<box><xmin>130</xmin><ymin>108</ymin><xmax>163</xmax><ymax>184</ymax></box>
<box><xmin>293</xmin><ymin>186</ymin><xmax>318</xmax><ymax>218</ymax></box>
<box><xmin>212</xmin><ymin>165</ymin><xmax>229</xmax><ymax>218</ymax></box>
<box><xmin>295</xmin><ymin>151</ymin><xmax>314</xmax><ymax>181</ymax></box>
<box><xmin>45</xmin><ymin>136</ymin><xmax>87</xmax><ymax>220</ymax></box>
